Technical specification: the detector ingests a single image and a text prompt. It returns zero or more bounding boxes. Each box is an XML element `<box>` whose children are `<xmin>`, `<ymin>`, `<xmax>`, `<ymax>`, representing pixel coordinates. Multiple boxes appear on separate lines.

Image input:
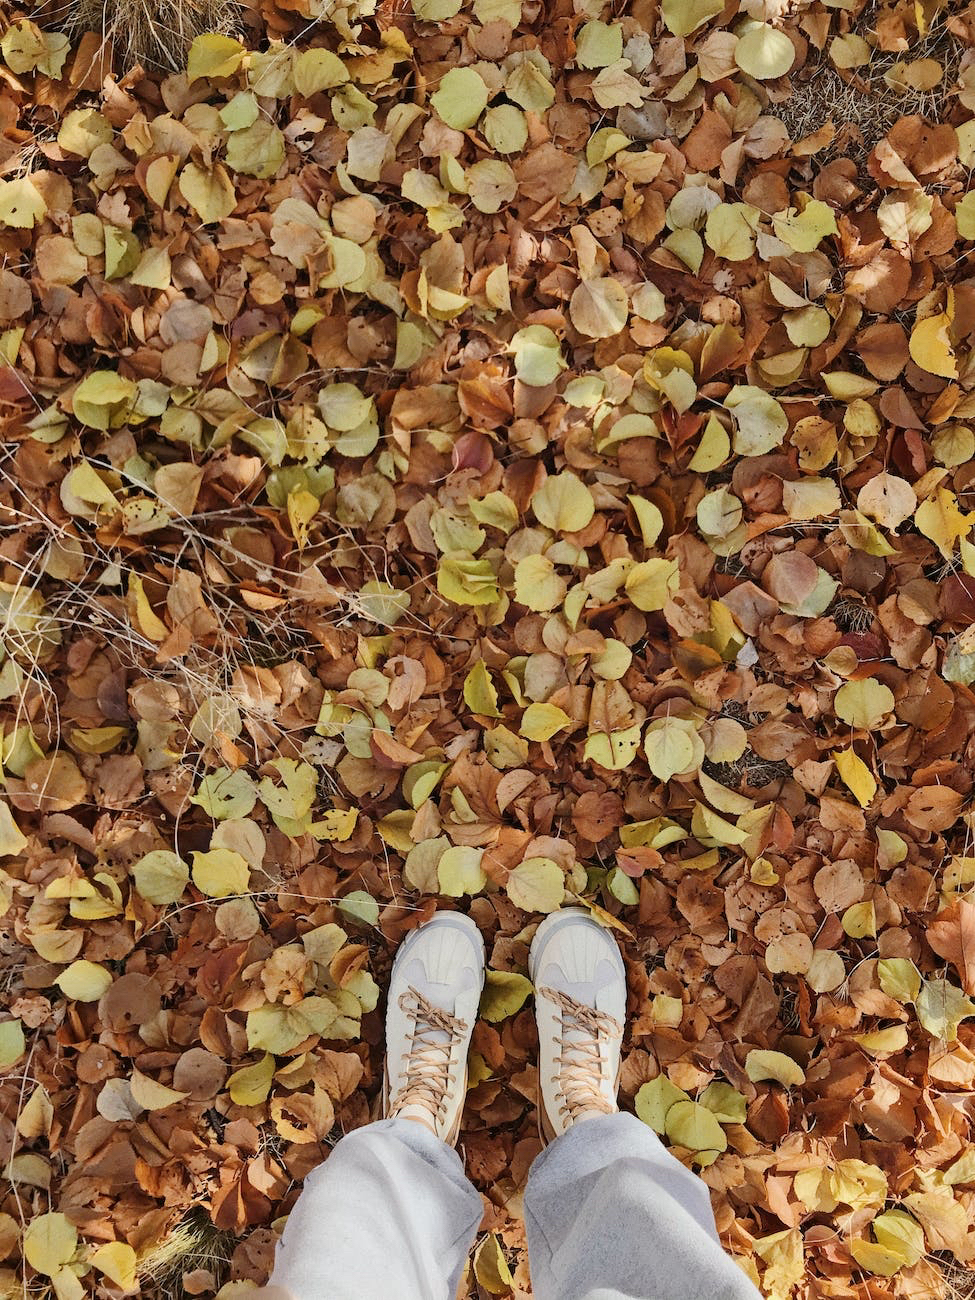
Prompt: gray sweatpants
<box><xmin>259</xmin><ymin>1112</ymin><xmax>762</xmax><ymax>1300</ymax></box>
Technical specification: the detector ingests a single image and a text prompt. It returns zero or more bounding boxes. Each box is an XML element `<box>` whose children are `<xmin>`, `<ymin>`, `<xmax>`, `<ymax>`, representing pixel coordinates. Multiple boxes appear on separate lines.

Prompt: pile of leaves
<box><xmin>2</xmin><ymin>0</ymin><xmax>975</xmax><ymax>1294</ymax></box>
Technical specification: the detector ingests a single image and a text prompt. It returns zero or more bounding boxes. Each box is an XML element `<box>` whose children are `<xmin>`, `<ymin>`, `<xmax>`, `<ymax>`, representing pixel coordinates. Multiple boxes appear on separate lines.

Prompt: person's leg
<box><xmin>526</xmin><ymin>909</ymin><xmax>761</xmax><ymax>1300</ymax></box>
<box><xmin>261</xmin><ymin>911</ymin><xmax>487</xmax><ymax>1300</ymax></box>
<box><xmin>523</xmin><ymin>1111</ymin><xmax>761</xmax><ymax>1300</ymax></box>
<box><xmin>263</xmin><ymin>1116</ymin><xmax>483</xmax><ymax>1300</ymax></box>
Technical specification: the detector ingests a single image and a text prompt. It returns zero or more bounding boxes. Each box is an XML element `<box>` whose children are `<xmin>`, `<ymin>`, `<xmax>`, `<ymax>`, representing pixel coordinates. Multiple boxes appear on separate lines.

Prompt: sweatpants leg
<box><xmin>266</xmin><ymin>1118</ymin><xmax>483</xmax><ymax>1300</ymax></box>
<box><xmin>523</xmin><ymin>1111</ymin><xmax>762</xmax><ymax>1300</ymax></box>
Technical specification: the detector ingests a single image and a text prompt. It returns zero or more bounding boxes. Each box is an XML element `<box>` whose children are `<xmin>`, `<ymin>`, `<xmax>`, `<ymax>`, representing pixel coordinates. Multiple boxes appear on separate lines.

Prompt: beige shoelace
<box><xmin>391</xmin><ymin>987</ymin><xmax>467</xmax><ymax>1125</ymax></box>
<box><xmin>539</xmin><ymin>985</ymin><xmax>623</xmax><ymax>1122</ymax></box>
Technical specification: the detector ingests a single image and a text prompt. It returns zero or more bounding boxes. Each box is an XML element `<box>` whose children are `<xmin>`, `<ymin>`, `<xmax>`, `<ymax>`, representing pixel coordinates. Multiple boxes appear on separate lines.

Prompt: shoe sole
<box><xmin>528</xmin><ymin>906</ymin><xmax>626</xmax><ymax>1147</ymax></box>
<box><xmin>381</xmin><ymin>910</ymin><xmax>486</xmax><ymax>1146</ymax></box>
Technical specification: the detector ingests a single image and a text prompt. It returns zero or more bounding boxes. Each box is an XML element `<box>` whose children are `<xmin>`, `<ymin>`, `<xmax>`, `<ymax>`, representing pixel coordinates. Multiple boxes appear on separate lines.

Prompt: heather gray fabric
<box><xmin>262</xmin><ymin>1113</ymin><xmax>761</xmax><ymax>1300</ymax></box>
<box><xmin>522</xmin><ymin>1111</ymin><xmax>762</xmax><ymax>1300</ymax></box>
<box><xmin>263</xmin><ymin>1118</ymin><xmax>481</xmax><ymax>1300</ymax></box>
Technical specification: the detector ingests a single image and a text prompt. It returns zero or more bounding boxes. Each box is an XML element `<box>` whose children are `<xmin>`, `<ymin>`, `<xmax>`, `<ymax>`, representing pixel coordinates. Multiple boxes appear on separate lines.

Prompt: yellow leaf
<box><xmin>190</xmin><ymin>848</ymin><xmax>250</xmax><ymax>898</ymax></box>
<box><xmin>484</xmin><ymin>262</ymin><xmax>512</xmax><ymax>309</ymax></box>
<box><xmin>128</xmin><ymin>573</ymin><xmax>168</xmax><ymax>642</ymax></box>
<box><xmin>635</xmin><ymin>1074</ymin><xmax>689</xmax><ymax>1132</ymax></box>
<box><xmin>133</xmin><ymin>850</ymin><xmax>189</xmax><ymax>905</ymax></box>
<box><xmin>830</xmin><ymin>32</ymin><xmax>872</xmax><ymax>68</ymax></box>
<box><xmin>71</xmin><ymin>371</ymin><xmax>137</xmax><ymax>431</ymax></box>
<box><xmin>129</xmin><ymin>1069</ymin><xmax>189</xmax><ymax>1111</ymax></box>
<box><xmin>665</xmin><ymin>1098</ymin><xmax>727</xmax><ymax>1160</ymax></box>
<box><xmin>287</xmin><ymin>488</ymin><xmax>318</xmax><ymax>549</ymax></box>
<box><xmin>54</xmin><ymin>961</ymin><xmax>113</xmax><ymax>1002</ymax></box>
<box><xmin>17</xmin><ymin>1085</ymin><xmax>52</xmax><ymax>1139</ymax></box>
<box><xmin>0</xmin><ymin>1018</ymin><xmax>24</xmax><ymax>1067</ymax></box>
<box><xmin>625</xmin><ymin>557</ymin><xmax>679</xmax><ymax>611</ymax></box>
<box><xmin>575</xmin><ymin>19</ymin><xmax>623</xmax><ymax>69</ymax></box>
<box><xmin>751</xmin><ymin>857</ymin><xmax>779</xmax><ymax>886</ymax></box>
<box><xmin>485</xmin><ymin>724</ymin><xmax>529</xmax><ymax>768</ymax></box>
<box><xmin>430</xmin><ymin>66</ymin><xmax>488</xmax><ymax>129</ymax></box>
<box><xmin>179</xmin><ymin>162</ymin><xmax>237</xmax><ymax>224</ymax></box>
<box><xmin>479</xmin><ymin>970</ymin><xmax>533</xmax><ymax>1022</ymax></box>
<box><xmin>473</xmin><ymin>1234</ymin><xmax>514</xmax><ymax>1295</ymax></box>
<box><xmin>1</xmin><ymin>19</ymin><xmax>69</xmax><ymax>77</ymax></box>
<box><xmin>583</xmin><ymin>724</ymin><xmax>642</xmax><ymax>770</ymax></box>
<box><xmin>514</xmin><ymin>554</ymin><xmax>566</xmax><ymax>611</ymax></box>
<box><xmin>735</xmin><ymin>23</ymin><xmax>796</xmax><ymax>79</ymax></box>
<box><xmin>227</xmin><ymin>1052</ymin><xmax>276</xmax><ymax>1105</ymax></box>
<box><xmin>437</xmin><ymin>553</ymin><xmax>500</xmax><ymax>606</ymax></box>
<box><xmin>725</xmin><ymin>385</ymin><xmax>788</xmax><ymax>456</ymax></box>
<box><xmin>0</xmin><ymin>177</ymin><xmax>47</xmax><ymax>229</ymax></box>
<box><xmin>915</xmin><ymin>486</ymin><xmax>975</xmax><ymax>558</ymax></box>
<box><xmin>850</xmin><ymin>1238</ymin><xmax>911</xmax><ymax>1277</ymax></box>
<box><xmin>834</xmin><ymin>677</ymin><xmax>894</xmax><ymax>729</ymax></box>
<box><xmin>878</xmin><ymin>957</ymin><xmax>921</xmax><ymax>1003</ymax></box>
<box><xmin>310</xmin><ymin>808</ymin><xmax>358</xmax><ymax>841</ymax></box>
<box><xmin>378</xmin><ymin>810</ymin><xmax>415</xmax><ymax>853</ymax></box>
<box><xmin>871</xmin><ymin>1208</ymin><xmax>924</xmax><ymax>1265</ymax></box>
<box><xmin>506</xmin><ymin>857</ymin><xmax>564</xmax><ymax>913</ymax></box>
<box><xmin>910</xmin><ymin>312</ymin><xmax>957</xmax><ymax>378</ymax></box>
<box><xmin>89</xmin><ymin>1242</ymin><xmax>137</xmax><ymax>1290</ymax></box>
<box><xmin>754</xmin><ymin>1228</ymin><xmax>804</xmax><ymax>1296</ymax></box>
<box><xmin>569</xmin><ymin>275</ymin><xmax>629</xmax><ymax>339</ymax></box>
<box><xmin>842</xmin><ymin>900</ymin><xmax>877</xmax><ymax>938</ymax></box>
<box><xmin>833</xmin><ymin>748</ymin><xmax>877</xmax><ymax>807</ymax></box>
<box><xmin>246</xmin><ymin>998</ymin><xmax>341</xmax><ymax>1054</ymax></box>
<box><xmin>917</xmin><ymin>977</ymin><xmax>975</xmax><ymax>1040</ymax></box>
<box><xmin>70</xmin><ymin>725</ymin><xmax>127</xmax><ymax>755</ymax></box>
<box><xmin>744</xmin><ymin>1048</ymin><xmax>805</xmax><ymax>1087</ymax></box>
<box><xmin>691</xmin><ymin>802</ymin><xmax>750</xmax><ymax>847</ymax></box>
<box><xmin>591</xmin><ymin>638</ymin><xmax>632</xmax><ymax>680</ymax></box>
<box><xmin>644</xmin><ymin>719</ymin><xmax>696</xmax><ymax>781</ymax></box>
<box><xmin>689</xmin><ymin>414</ymin><xmax>730</xmax><ymax>471</ymax></box>
<box><xmin>25</xmin><ymin>1215</ymin><xmax>77</xmax><ymax>1277</ymax></box>
<box><xmin>854</xmin><ymin>1025</ymin><xmax>909</xmax><ymax>1054</ymax></box>
<box><xmin>627</xmin><ymin>495</ymin><xmax>663</xmax><ymax>547</ymax></box>
<box><xmin>783</xmin><ymin>305</ymin><xmax>831</xmax><ymax>347</ymax></box>
<box><xmin>661</xmin><ymin>0</ymin><xmax>722</xmax><ymax>36</ymax></box>
<box><xmin>520</xmin><ymin>702</ymin><xmax>570</xmax><ymax>741</ymax></box>
<box><xmin>186</xmin><ymin>32</ymin><xmax>246</xmax><ymax>81</ymax></box>
<box><xmin>510</xmin><ymin>325</ymin><xmax>565</xmax><ymax>386</ymax></box>
<box><xmin>782</xmin><ymin>476</ymin><xmax>840</xmax><ymax>521</ymax></box>
<box><xmin>699</xmin><ymin>770</ymin><xmax>752</xmax><ymax>815</ymax></box>
<box><xmin>771</xmin><ymin>199</ymin><xmax>838</xmax><ymax>251</ymax></box>
<box><xmin>293</xmin><ymin>48</ymin><xmax>349</xmax><ymax>95</ymax></box>
<box><xmin>0</xmin><ymin>801</ymin><xmax>27</xmax><ymax>856</ymax></box>
<box><xmin>532</xmin><ymin>472</ymin><xmax>595</xmax><ymax>533</ymax></box>
<box><xmin>438</xmin><ymin>845</ymin><xmax>486</xmax><ymax>897</ymax></box>
<box><xmin>705</xmin><ymin>202</ymin><xmax>758</xmax><ymax>261</ymax></box>
<box><xmin>225</xmin><ymin>120</ymin><xmax>286</xmax><ymax>180</ymax></box>
<box><xmin>464</xmin><ymin>660</ymin><xmax>501</xmax><ymax>717</ymax></box>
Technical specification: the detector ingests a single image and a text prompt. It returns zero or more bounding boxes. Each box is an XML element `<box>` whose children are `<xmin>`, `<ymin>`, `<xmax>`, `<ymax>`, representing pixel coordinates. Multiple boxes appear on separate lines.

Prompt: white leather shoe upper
<box><xmin>529</xmin><ymin>908</ymin><xmax>626</xmax><ymax>1142</ymax></box>
<box><xmin>383</xmin><ymin>912</ymin><xmax>485</xmax><ymax>1144</ymax></box>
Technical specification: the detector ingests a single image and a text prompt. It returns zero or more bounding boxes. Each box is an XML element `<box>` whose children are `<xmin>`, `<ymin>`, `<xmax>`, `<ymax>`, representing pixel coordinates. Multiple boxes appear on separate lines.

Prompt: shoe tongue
<box><xmin>394</xmin><ymin>1103</ymin><xmax>440</xmax><ymax>1131</ymax></box>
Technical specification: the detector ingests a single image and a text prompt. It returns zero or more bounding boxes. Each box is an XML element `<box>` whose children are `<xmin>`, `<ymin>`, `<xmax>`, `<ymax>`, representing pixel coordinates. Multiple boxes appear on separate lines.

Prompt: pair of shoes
<box><xmin>382</xmin><ymin>908</ymin><xmax>627</xmax><ymax>1146</ymax></box>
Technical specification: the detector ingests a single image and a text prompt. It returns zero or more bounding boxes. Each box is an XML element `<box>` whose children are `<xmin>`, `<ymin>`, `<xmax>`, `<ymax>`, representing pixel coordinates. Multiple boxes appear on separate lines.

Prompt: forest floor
<box><xmin>3</xmin><ymin>0</ymin><xmax>975</xmax><ymax>1296</ymax></box>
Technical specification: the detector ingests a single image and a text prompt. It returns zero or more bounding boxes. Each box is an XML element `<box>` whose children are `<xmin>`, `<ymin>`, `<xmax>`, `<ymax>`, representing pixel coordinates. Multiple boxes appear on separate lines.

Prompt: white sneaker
<box><xmin>382</xmin><ymin>912</ymin><xmax>485</xmax><ymax>1145</ymax></box>
<box><xmin>529</xmin><ymin>908</ymin><xmax>626</xmax><ymax>1144</ymax></box>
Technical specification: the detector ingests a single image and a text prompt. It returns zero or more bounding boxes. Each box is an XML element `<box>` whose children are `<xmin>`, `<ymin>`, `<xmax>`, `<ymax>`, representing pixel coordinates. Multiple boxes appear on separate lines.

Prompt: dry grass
<box><xmin>937</xmin><ymin>1255</ymin><xmax>975</xmax><ymax>1300</ymax></box>
<box><xmin>137</xmin><ymin>1209</ymin><xmax>236</xmax><ymax>1299</ymax></box>
<box><xmin>774</xmin><ymin>8</ymin><xmax>965</xmax><ymax>163</ymax></box>
<box><xmin>48</xmin><ymin>0</ymin><xmax>242</xmax><ymax>72</ymax></box>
